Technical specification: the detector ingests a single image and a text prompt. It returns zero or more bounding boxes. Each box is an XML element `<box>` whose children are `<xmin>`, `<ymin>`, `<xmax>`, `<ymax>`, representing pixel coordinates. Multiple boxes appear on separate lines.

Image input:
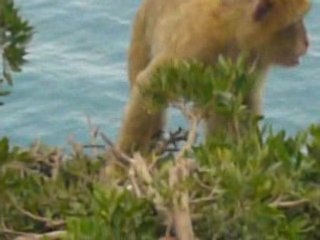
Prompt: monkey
<box><xmin>116</xmin><ymin>0</ymin><xmax>310</xmax><ymax>156</ymax></box>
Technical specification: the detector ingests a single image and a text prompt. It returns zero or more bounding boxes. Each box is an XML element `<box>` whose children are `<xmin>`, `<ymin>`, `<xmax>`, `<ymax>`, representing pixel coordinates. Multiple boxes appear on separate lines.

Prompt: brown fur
<box><xmin>117</xmin><ymin>0</ymin><xmax>310</xmax><ymax>155</ymax></box>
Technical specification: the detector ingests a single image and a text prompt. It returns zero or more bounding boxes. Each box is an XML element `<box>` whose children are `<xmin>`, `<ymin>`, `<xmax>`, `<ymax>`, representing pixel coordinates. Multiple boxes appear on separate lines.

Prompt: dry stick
<box><xmin>13</xmin><ymin>230</ymin><xmax>67</xmax><ymax>240</ymax></box>
<box><xmin>86</xmin><ymin>115</ymin><xmax>100</xmax><ymax>156</ymax></box>
<box><xmin>153</xmin><ymin>128</ymin><xmax>188</xmax><ymax>155</ymax></box>
<box><xmin>1</xmin><ymin>229</ymin><xmax>36</xmax><ymax>240</ymax></box>
<box><xmin>100</xmin><ymin>133</ymin><xmax>168</xmax><ymax>220</ymax></box>
<box><xmin>149</xmin><ymin>128</ymin><xmax>188</xmax><ymax>172</ymax></box>
<box><xmin>269</xmin><ymin>199</ymin><xmax>309</xmax><ymax>208</ymax></box>
<box><xmin>7</xmin><ymin>193</ymin><xmax>65</xmax><ymax>229</ymax></box>
<box><xmin>170</xmin><ymin>164</ymin><xmax>195</xmax><ymax>240</ymax></box>
<box><xmin>100</xmin><ymin>111</ymin><xmax>196</xmax><ymax>239</ymax></box>
<box><xmin>100</xmin><ymin>132</ymin><xmax>130</xmax><ymax>168</ymax></box>
<box><xmin>170</xmin><ymin>102</ymin><xmax>199</xmax><ymax>240</ymax></box>
<box><xmin>83</xmin><ymin>144</ymin><xmax>105</xmax><ymax>149</ymax></box>
<box><xmin>0</xmin><ymin>221</ymin><xmax>35</xmax><ymax>239</ymax></box>
<box><xmin>128</xmin><ymin>168</ymin><xmax>143</xmax><ymax>197</ymax></box>
<box><xmin>130</xmin><ymin>155</ymin><xmax>172</xmax><ymax>238</ymax></box>
<box><xmin>1</xmin><ymin>221</ymin><xmax>66</xmax><ymax>240</ymax></box>
<box><xmin>131</xmin><ymin>153</ymin><xmax>165</xmax><ymax>211</ymax></box>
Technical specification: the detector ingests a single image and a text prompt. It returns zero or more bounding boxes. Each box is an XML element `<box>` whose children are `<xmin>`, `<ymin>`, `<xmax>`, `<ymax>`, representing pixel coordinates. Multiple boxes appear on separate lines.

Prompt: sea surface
<box><xmin>1</xmin><ymin>0</ymin><xmax>320</xmax><ymax>148</ymax></box>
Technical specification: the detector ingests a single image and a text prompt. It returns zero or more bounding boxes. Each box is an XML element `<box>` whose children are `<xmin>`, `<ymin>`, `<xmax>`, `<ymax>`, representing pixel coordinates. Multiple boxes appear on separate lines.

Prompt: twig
<box><xmin>100</xmin><ymin>132</ymin><xmax>131</xmax><ymax>167</ymax></box>
<box><xmin>128</xmin><ymin>168</ymin><xmax>142</xmax><ymax>197</ymax></box>
<box><xmin>153</xmin><ymin>128</ymin><xmax>188</xmax><ymax>155</ymax></box>
<box><xmin>0</xmin><ymin>223</ymin><xmax>36</xmax><ymax>238</ymax></box>
<box><xmin>165</xmin><ymin>217</ymin><xmax>173</xmax><ymax>239</ymax></box>
<box><xmin>189</xmin><ymin>196</ymin><xmax>217</xmax><ymax>204</ymax></box>
<box><xmin>269</xmin><ymin>199</ymin><xmax>309</xmax><ymax>208</ymax></box>
<box><xmin>67</xmin><ymin>135</ymin><xmax>84</xmax><ymax>157</ymax></box>
<box><xmin>173</xmin><ymin>102</ymin><xmax>200</xmax><ymax>160</ymax></box>
<box><xmin>86</xmin><ymin>115</ymin><xmax>100</xmax><ymax>156</ymax></box>
<box><xmin>131</xmin><ymin>153</ymin><xmax>169</xmax><ymax>221</ymax></box>
<box><xmin>1</xmin><ymin>221</ymin><xmax>66</xmax><ymax>240</ymax></box>
<box><xmin>7</xmin><ymin>193</ymin><xmax>64</xmax><ymax>229</ymax></box>
<box><xmin>99</xmin><ymin>133</ymin><xmax>169</xmax><ymax>222</ymax></box>
<box><xmin>82</xmin><ymin>144</ymin><xmax>105</xmax><ymax>149</ymax></box>
<box><xmin>169</xmin><ymin>102</ymin><xmax>200</xmax><ymax>240</ymax></box>
<box><xmin>14</xmin><ymin>230</ymin><xmax>67</xmax><ymax>240</ymax></box>
<box><xmin>193</xmin><ymin>176</ymin><xmax>213</xmax><ymax>191</ymax></box>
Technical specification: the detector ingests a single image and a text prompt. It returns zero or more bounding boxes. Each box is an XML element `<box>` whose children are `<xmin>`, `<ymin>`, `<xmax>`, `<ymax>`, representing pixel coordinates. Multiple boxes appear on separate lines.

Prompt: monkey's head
<box><xmin>239</xmin><ymin>0</ymin><xmax>311</xmax><ymax>67</ymax></box>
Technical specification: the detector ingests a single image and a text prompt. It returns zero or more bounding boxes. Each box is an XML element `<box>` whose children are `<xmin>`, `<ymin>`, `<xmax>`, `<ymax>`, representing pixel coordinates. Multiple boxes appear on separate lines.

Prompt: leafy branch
<box><xmin>0</xmin><ymin>0</ymin><xmax>33</xmax><ymax>105</ymax></box>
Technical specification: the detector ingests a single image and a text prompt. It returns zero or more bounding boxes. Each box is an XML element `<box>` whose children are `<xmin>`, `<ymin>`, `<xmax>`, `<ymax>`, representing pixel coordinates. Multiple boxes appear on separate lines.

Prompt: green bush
<box><xmin>1</xmin><ymin>1</ymin><xmax>319</xmax><ymax>239</ymax></box>
<box><xmin>0</xmin><ymin>0</ymin><xmax>33</xmax><ymax>105</ymax></box>
<box><xmin>0</xmin><ymin>58</ymin><xmax>319</xmax><ymax>240</ymax></box>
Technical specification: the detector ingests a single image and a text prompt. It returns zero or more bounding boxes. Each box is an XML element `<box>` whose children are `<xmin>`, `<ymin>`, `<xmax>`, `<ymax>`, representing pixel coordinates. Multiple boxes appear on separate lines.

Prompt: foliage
<box><xmin>0</xmin><ymin>0</ymin><xmax>33</xmax><ymax>105</ymax></box>
<box><xmin>0</xmin><ymin>3</ymin><xmax>319</xmax><ymax>238</ymax></box>
<box><xmin>142</xmin><ymin>56</ymin><xmax>258</xmax><ymax>112</ymax></box>
<box><xmin>0</xmin><ymin>58</ymin><xmax>319</xmax><ymax>239</ymax></box>
<box><xmin>0</xmin><ymin>140</ymin><xmax>105</xmax><ymax>239</ymax></box>
<box><xmin>67</xmin><ymin>186</ymin><xmax>157</xmax><ymax>240</ymax></box>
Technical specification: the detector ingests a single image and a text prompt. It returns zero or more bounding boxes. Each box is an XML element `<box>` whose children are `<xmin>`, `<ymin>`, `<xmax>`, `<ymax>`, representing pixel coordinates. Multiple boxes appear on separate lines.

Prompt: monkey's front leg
<box><xmin>117</xmin><ymin>55</ymin><xmax>170</xmax><ymax>156</ymax></box>
<box><xmin>117</xmin><ymin>86</ymin><xmax>165</xmax><ymax>155</ymax></box>
<box><xmin>103</xmin><ymin>57</ymin><xmax>168</xmax><ymax>184</ymax></box>
<box><xmin>103</xmin><ymin>89</ymin><xmax>164</xmax><ymax>184</ymax></box>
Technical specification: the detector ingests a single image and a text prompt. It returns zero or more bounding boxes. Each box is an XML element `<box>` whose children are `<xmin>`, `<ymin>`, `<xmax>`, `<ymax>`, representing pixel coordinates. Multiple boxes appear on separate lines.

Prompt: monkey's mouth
<box><xmin>281</xmin><ymin>56</ymin><xmax>301</xmax><ymax>67</ymax></box>
<box><xmin>289</xmin><ymin>58</ymin><xmax>300</xmax><ymax>66</ymax></box>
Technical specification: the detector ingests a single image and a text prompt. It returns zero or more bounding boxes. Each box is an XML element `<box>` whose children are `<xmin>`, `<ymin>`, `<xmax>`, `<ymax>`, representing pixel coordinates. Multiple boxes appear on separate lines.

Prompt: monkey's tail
<box><xmin>127</xmin><ymin>6</ymin><xmax>150</xmax><ymax>85</ymax></box>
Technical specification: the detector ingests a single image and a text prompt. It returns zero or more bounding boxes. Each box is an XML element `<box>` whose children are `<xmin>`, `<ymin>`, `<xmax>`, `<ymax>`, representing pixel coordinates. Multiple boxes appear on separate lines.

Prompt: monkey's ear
<box><xmin>253</xmin><ymin>0</ymin><xmax>273</xmax><ymax>22</ymax></box>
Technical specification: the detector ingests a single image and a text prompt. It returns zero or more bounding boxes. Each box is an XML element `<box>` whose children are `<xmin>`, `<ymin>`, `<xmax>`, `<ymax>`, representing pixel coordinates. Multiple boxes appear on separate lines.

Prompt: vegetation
<box><xmin>0</xmin><ymin>1</ymin><xmax>319</xmax><ymax>239</ymax></box>
<box><xmin>0</xmin><ymin>0</ymin><xmax>33</xmax><ymax>105</ymax></box>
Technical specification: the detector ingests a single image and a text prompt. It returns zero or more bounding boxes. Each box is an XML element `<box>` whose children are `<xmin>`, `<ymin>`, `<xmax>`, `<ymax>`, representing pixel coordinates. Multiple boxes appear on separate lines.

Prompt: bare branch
<box><xmin>14</xmin><ymin>230</ymin><xmax>67</xmax><ymax>240</ymax></box>
<box><xmin>168</xmin><ymin>101</ymin><xmax>201</xmax><ymax>240</ymax></box>
<box><xmin>128</xmin><ymin>168</ymin><xmax>143</xmax><ymax>197</ymax></box>
<box><xmin>85</xmin><ymin>115</ymin><xmax>100</xmax><ymax>156</ymax></box>
<box><xmin>173</xmin><ymin>102</ymin><xmax>200</xmax><ymax>160</ymax></box>
<box><xmin>153</xmin><ymin>128</ymin><xmax>188</xmax><ymax>155</ymax></box>
<box><xmin>269</xmin><ymin>199</ymin><xmax>309</xmax><ymax>208</ymax></box>
<box><xmin>100</xmin><ymin>132</ymin><xmax>131</xmax><ymax>166</ymax></box>
<box><xmin>189</xmin><ymin>196</ymin><xmax>217</xmax><ymax>204</ymax></box>
<box><xmin>7</xmin><ymin>193</ymin><xmax>65</xmax><ymax>229</ymax></box>
<box><xmin>1</xmin><ymin>221</ymin><xmax>66</xmax><ymax>240</ymax></box>
<box><xmin>83</xmin><ymin>144</ymin><xmax>105</xmax><ymax>149</ymax></box>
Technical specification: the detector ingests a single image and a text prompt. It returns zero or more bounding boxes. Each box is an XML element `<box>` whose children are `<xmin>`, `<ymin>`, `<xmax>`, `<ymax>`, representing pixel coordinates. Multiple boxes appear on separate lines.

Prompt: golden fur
<box><xmin>116</xmin><ymin>0</ymin><xmax>310</xmax><ymax>155</ymax></box>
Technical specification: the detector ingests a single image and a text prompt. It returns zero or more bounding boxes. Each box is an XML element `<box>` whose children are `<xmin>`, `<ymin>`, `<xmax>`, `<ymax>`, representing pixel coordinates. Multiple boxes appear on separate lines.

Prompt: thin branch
<box><xmin>67</xmin><ymin>136</ymin><xmax>85</xmax><ymax>157</ymax></box>
<box><xmin>83</xmin><ymin>144</ymin><xmax>105</xmax><ymax>149</ymax></box>
<box><xmin>0</xmin><ymin>220</ymin><xmax>36</xmax><ymax>238</ymax></box>
<box><xmin>0</xmin><ymin>228</ymin><xmax>35</xmax><ymax>238</ymax></box>
<box><xmin>100</xmin><ymin>132</ymin><xmax>131</xmax><ymax>167</ymax></box>
<box><xmin>169</xmin><ymin>102</ymin><xmax>199</xmax><ymax>240</ymax></box>
<box><xmin>269</xmin><ymin>199</ymin><xmax>309</xmax><ymax>208</ymax></box>
<box><xmin>173</xmin><ymin>102</ymin><xmax>200</xmax><ymax>161</ymax></box>
<box><xmin>131</xmin><ymin>153</ymin><xmax>168</xmax><ymax>218</ymax></box>
<box><xmin>7</xmin><ymin>193</ymin><xmax>64</xmax><ymax>229</ymax></box>
<box><xmin>165</xmin><ymin>217</ymin><xmax>173</xmax><ymax>239</ymax></box>
<box><xmin>86</xmin><ymin>115</ymin><xmax>100</xmax><ymax>156</ymax></box>
<box><xmin>128</xmin><ymin>168</ymin><xmax>143</xmax><ymax>197</ymax></box>
<box><xmin>14</xmin><ymin>230</ymin><xmax>67</xmax><ymax>240</ymax></box>
<box><xmin>1</xmin><ymin>221</ymin><xmax>66</xmax><ymax>240</ymax></box>
<box><xmin>190</xmin><ymin>196</ymin><xmax>217</xmax><ymax>204</ymax></box>
<box><xmin>153</xmin><ymin>128</ymin><xmax>188</xmax><ymax>155</ymax></box>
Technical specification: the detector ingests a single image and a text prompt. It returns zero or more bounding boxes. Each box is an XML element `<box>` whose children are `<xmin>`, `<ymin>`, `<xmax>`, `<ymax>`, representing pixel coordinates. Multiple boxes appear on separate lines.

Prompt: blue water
<box><xmin>1</xmin><ymin>0</ymin><xmax>320</xmax><ymax>147</ymax></box>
